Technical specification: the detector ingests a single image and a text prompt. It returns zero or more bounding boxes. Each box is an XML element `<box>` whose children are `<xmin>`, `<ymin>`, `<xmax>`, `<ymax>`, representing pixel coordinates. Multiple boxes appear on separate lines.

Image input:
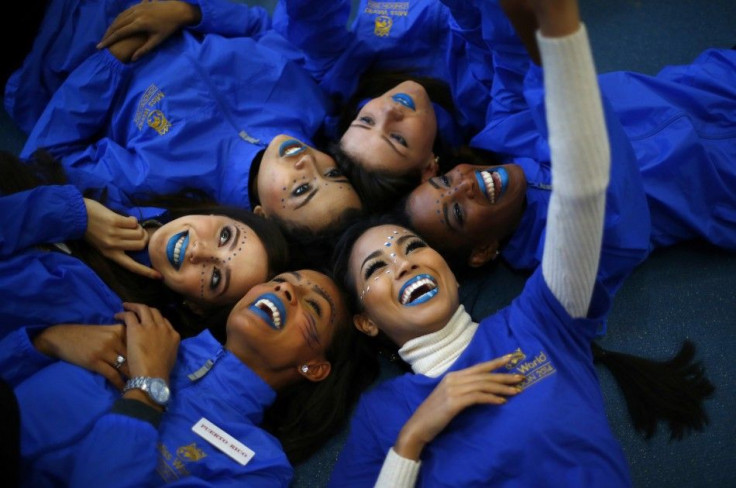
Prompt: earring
<box><xmin>300</xmin><ymin>365</ymin><xmax>309</xmax><ymax>374</ymax></box>
<box><xmin>434</xmin><ymin>155</ymin><xmax>440</xmax><ymax>166</ymax></box>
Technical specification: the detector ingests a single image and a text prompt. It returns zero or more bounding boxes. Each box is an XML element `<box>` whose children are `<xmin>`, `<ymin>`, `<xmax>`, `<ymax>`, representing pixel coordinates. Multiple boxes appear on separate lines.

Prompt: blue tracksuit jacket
<box><xmin>330</xmin><ymin>271</ymin><xmax>631</xmax><ymax>487</ymax></box>
<box><xmin>10</xmin><ymin>330</ymin><xmax>292</xmax><ymax>487</ymax></box>
<box><xmin>18</xmin><ymin>28</ymin><xmax>328</xmax><ymax>212</ymax></box>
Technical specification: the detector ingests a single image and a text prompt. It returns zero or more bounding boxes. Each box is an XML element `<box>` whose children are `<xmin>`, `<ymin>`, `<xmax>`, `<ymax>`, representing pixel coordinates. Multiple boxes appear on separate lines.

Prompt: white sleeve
<box><xmin>538</xmin><ymin>24</ymin><xmax>610</xmax><ymax>318</ymax></box>
<box><xmin>374</xmin><ymin>448</ymin><xmax>421</xmax><ymax>488</ymax></box>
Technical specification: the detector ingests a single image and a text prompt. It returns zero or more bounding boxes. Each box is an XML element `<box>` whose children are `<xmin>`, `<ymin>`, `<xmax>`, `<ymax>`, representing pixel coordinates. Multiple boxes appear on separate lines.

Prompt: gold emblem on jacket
<box><xmin>147</xmin><ymin>109</ymin><xmax>171</xmax><ymax>135</ymax></box>
<box><xmin>374</xmin><ymin>15</ymin><xmax>392</xmax><ymax>37</ymax></box>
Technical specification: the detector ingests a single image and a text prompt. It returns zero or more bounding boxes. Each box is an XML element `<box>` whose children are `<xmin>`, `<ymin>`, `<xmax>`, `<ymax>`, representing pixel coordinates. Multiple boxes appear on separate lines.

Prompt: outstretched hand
<box><xmin>33</xmin><ymin>324</ymin><xmax>130</xmax><ymax>389</ymax></box>
<box><xmin>97</xmin><ymin>0</ymin><xmax>202</xmax><ymax>62</ymax></box>
<box><xmin>394</xmin><ymin>355</ymin><xmax>524</xmax><ymax>460</ymax></box>
<box><xmin>83</xmin><ymin>198</ymin><xmax>161</xmax><ymax>279</ymax></box>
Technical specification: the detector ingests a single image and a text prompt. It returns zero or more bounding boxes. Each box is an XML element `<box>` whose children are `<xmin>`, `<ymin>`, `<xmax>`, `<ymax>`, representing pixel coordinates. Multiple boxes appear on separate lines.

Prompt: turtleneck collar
<box><xmin>398</xmin><ymin>305</ymin><xmax>478</xmax><ymax>377</ymax></box>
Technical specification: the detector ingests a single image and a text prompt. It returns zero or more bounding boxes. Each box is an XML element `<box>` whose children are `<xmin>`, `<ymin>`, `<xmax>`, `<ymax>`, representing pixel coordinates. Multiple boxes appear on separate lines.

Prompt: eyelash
<box><xmin>390</xmin><ymin>134</ymin><xmax>407</xmax><ymax>146</ymax></box>
<box><xmin>405</xmin><ymin>238</ymin><xmax>427</xmax><ymax>254</ymax></box>
<box><xmin>453</xmin><ymin>203</ymin><xmax>464</xmax><ymax>226</ymax></box>
<box><xmin>358</xmin><ymin>115</ymin><xmax>374</xmax><ymax>125</ymax></box>
<box><xmin>364</xmin><ymin>261</ymin><xmax>386</xmax><ymax>280</ymax></box>
<box><xmin>325</xmin><ymin>168</ymin><xmax>342</xmax><ymax>178</ymax></box>
<box><xmin>440</xmin><ymin>175</ymin><xmax>450</xmax><ymax>186</ymax></box>
<box><xmin>306</xmin><ymin>298</ymin><xmax>322</xmax><ymax>317</ymax></box>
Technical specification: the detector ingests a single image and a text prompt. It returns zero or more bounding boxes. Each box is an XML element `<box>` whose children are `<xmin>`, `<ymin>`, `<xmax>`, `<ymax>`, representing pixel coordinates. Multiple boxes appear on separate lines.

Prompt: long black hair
<box><xmin>261</xmin><ymin>268</ymin><xmax>380</xmax><ymax>464</ymax></box>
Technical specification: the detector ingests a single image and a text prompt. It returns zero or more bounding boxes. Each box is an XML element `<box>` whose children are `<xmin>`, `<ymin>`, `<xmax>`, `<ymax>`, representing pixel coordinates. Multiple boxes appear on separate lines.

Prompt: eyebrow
<box><xmin>295</xmin><ymin>187</ymin><xmax>319</xmax><ymax>210</ymax></box>
<box><xmin>360</xmin><ymin>249</ymin><xmax>384</xmax><ymax>271</ymax></box>
<box><xmin>349</xmin><ymin>123</ymin><xmax>404</xmax><ymax>158</ymax></box>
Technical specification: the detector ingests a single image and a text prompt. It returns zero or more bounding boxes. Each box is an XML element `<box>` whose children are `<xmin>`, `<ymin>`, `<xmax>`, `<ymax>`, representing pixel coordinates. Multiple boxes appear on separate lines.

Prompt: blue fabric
<box><xmin>0</xmin><ymin>185</ymin><xmax>124</xmax><ymax>339</ymax></box>
<box><xmin>272</xmin><ymin>0</ymin><xmax>499</xmax><ymax>143</ymax></box>
<box><xmin>475</xmin><ymin>48</ymin><xmax>736</xmax><ymax>258</ymax></box>
<box><xmin>4</xmin><ymin>0</ymin><xmax>271</xmax><ymax>135</ymax></box>
<box><xmin>0</xmin><ymin>185</ymin><xmax>86</xmax><ymax>256</ymax></box>
<box><xmin>501</xmin><ymin>98</ymin><xmax>651</xmax><ymax>310</ymax></box>
<box><xmin>19</xmin><ymin>28</ymin><xmax>328</xmax><ymax>211</ymax></box>
<box><xmin>14</xmin><ymin>330</ymin><xmax>292</xmax><ymax>487</ymax></box>
<box><xmin>329</xmin><ymin>270</ymin><xmax>630</xmax><ymax>487</ymax></box>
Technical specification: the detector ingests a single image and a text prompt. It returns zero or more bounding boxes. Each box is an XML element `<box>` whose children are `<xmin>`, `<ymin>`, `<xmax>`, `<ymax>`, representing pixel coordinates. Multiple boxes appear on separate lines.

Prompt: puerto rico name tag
<box><xmin>192</xmin><ymin>417</ymin><xmax>255</xmax><ymax>466</ymax></box>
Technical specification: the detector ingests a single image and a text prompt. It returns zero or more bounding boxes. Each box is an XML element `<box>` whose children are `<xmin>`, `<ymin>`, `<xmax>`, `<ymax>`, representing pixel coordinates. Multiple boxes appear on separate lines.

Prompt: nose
<box><xmin>187</xmin><ymin>240</ymin><xmax>212</xmax><ymax>264</ymax></box>
<box><xmin>274</xmin><ymin>281</ymin><xmax>297</xmax><ymax>305</ymax></box>
<box><xmin>293</xmin><ymin>154</ymin><xmax>314</xmax><ymax>171</ymax></box>
<box><xmin>394</xmin><ymin>255</ymin><xmax>418</xmax><ymax>280</ymax></box>
<box><xmin>454</xmin><ymin>175</ymin><xmax>476</xmax><ymax>199</ymax></box>
<box><xmin>381</xmin><ymin>102</ymin><xmax>404</xmax><ymax>122</ymax></box>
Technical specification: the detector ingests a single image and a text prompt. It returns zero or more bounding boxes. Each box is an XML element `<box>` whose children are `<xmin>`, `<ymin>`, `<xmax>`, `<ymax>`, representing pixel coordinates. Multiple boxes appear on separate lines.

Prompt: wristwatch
<box><xmin>123</xmin><ymin>377</ymin><xmax>171</xmax><ymax>407</ymax></box>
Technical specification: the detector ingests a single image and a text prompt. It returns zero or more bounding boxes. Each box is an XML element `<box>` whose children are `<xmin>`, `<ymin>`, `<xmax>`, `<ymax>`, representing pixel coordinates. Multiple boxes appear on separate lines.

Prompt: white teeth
<box><xmin>284</xmin><ymin>145</ymin><xmax>302</xmax><ymax>156</ymax></box>
<box><xmin>173</xmin><ymin>234</ymin><xmax>186</xmax><ymax>266</ymax></box>
<box><xmin>401</xmin><ymin>278</ymin><xmax>437</xmax><ymax>305</ymax></box>
<box><xmin>481</xmin><ymin>171</ymin><xmax>496</xmax><ymax>204</ymax></box>
<box><xmin>256</xmin><ymin>299</ymin><xmax>281</xmax><ymax>329</ymax></box>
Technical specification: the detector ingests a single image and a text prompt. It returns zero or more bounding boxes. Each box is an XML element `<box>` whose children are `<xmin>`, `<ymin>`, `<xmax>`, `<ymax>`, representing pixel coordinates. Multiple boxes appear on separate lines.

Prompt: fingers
<box><xmin>131</xmin><ymin>36</ymin><xmax>162</xmax><ymax>62</ymax></box>
<box><xmin>99</xmin><ymin>362</ymin><xmax>126</xmax><ymax>390</ymax></box>
<box><xmin>108</xmin><ymin>251</ymin><xmax>162</xmax><ymax>279</ymax></box>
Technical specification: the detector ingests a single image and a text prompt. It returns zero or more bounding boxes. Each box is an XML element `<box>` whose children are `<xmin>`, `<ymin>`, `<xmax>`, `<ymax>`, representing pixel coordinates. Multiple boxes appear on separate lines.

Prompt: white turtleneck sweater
<box><xmin>374</xmin><ymin>23</ymin><xmax>610</xmax><ymax>488</ymax></box>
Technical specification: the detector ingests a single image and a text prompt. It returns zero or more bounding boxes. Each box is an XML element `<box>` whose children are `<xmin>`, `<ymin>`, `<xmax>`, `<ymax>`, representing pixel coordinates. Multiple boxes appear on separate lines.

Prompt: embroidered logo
<box><xmin>374</xmin><ymin>15</ymin><xmax>392</xmax><ymax>37</ymax></box>
<box><xmin>177</xmin><ymin>443</ymin><xmax>207</xmax><ymax>463</ymax></box>
<box><xmin>135</xmin><ymin>83</ymin><xmax>170</xmax><ymax>135</ymax></box>
<box><xmin>507</xmin><ymin>348</ymin><xmax>556</xmax><ymax>390</ymax></box>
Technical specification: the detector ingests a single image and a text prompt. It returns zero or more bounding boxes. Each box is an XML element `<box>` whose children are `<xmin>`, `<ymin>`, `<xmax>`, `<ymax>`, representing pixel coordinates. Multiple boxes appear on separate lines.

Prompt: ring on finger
<box><xmin>114</xmin><ymin>354</ymin><xmax>126</xmax><ymax>370</ymax></box>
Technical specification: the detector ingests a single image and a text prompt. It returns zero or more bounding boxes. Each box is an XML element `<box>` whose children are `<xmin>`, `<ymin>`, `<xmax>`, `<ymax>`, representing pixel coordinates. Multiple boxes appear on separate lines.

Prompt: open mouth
<box><xmin>391</xmin><ymin>93</ymin><xmax>416</xmax><ymax>111</ymax></box>
<box><xmin>475</xmin><ymin>168</ymin><xmax>509</xmax><ymax>204</ymax></box>
<box><xmin>248</xmin><ymin>293</ymin><xmax>287</xmax><ymax>330</ymax></box>
<box><xmin>166</xmin><ymin>231</ymin><xmax>189</xmax><ymax>270</ymax></box>
<box><xmin>398</xmin><ymin>274</ymin><xmax>439</xmax><ymax>306</ymax></box>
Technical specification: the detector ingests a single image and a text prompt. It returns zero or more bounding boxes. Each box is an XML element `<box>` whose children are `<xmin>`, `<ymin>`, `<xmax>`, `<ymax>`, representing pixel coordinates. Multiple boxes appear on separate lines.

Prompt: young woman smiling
<box><xmin>328</xmin><ymin>0</ymin><xmax>635</xmax><ymax>485</ymax></box>
<box><xmin>2</xmin><ymin>269</ymin><xmax>377</xmax><ymax>486</ymax></box>
<box><xmin>0</xmin><ymin>150</ymin><xmax>289</xmax><ymax>341</ymax></box>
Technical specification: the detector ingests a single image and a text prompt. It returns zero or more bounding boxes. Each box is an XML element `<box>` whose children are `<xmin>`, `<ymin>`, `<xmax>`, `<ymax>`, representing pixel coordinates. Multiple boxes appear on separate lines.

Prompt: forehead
<box><xmin>351</xmin><ymin>225</ymin><xmax>412</xmax><ymax>261</ymax></box>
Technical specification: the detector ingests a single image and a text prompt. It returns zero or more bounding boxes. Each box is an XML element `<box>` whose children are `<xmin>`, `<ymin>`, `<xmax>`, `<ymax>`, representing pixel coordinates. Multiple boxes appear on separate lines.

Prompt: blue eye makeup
<box><xmin>391</xmin><ymin>93</ymin><xmax>416</xmax><ymax>111</ymax></box>
<box><xmin>278</xmin><ymin>139</ymin><xmax>307</xmax><ymax>158</ymax></box>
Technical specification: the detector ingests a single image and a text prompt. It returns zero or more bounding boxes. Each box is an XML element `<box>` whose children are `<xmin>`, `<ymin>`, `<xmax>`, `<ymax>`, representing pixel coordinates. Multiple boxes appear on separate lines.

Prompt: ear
<box><xmin>252</xmin><ymin>205</ymin><xmax>265</xmax><ymax>217</ymax></box>
<box><xmin>353</xmin><ymin>313</ymin><xmax>379</xmax><ymax>337</ymax></box>
<box><xmin>420</xmin><ymin>154</ymin><xmax>439</xmax><ymax>182</ymax></box>
<box><xmin>297</xmin><ymin>360</ymin><xmax>332</xmax><ymax>382</ymax></box>
<box><xmin>467</xmin><ymin>242</ymin><xmax>499</xmax><ymax>268</ymax></box>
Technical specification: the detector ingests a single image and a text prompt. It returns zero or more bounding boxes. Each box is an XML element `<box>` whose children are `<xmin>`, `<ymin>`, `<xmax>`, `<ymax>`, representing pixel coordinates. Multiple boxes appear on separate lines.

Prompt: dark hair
<box><xmin>262</xmin><ymin>280</ymin><xmax>379</xmax><ymax>464</ymax></box>
<box><xmin>0</xmin><ymin>150</ymin><xmax>289</xmax><ymax>337</ymax></box>
<box><xmin>592</xmin><ymin>340</ymin><xmax>714</xmax><ymax>440</ymax></box>
<box><xmin>268</xmin><ymin>206</ymin><xmax>366</xmax><ymax>270</ymax></box>
<box><xmin>331</xmin><ymin>142</ymin><xmax>422</xmax><ymax>214</ymax></box>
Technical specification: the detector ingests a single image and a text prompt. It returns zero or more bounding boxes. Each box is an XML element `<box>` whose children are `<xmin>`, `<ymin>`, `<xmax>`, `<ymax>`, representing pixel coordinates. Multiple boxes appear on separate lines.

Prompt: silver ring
<box><xmin>114</xmin><ymin>354</ymin><xmax>126</xmax><ymax>370</ymax></box>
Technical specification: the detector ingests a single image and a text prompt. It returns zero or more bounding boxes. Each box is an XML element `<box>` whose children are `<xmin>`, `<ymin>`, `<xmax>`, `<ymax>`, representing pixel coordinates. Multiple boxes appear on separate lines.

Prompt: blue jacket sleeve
<box><xmin>0</xmin><ymin>328</ymin><xmax>55</xmax><ymax>387</ymax></box>
<box><xmin>188</xmin><ymin>0</ymin><xmax>271</xmax><ymax>38</ymax></box>
<box><xmin>19</xmin><ymin>50</ymin><xmax>155</xmax><ymax>215</ymax></box>
<box><xmin>0</xmin><ymin>185</ymin><xmax>87</xmax><ymax>256</ymax></box>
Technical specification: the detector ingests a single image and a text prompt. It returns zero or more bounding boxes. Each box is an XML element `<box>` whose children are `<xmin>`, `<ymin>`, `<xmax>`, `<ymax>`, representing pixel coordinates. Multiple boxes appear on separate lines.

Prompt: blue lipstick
<box><xmin>391</xmin><ymin>93</ymin><xmax>416</xmax><ymax>111</ymax></box>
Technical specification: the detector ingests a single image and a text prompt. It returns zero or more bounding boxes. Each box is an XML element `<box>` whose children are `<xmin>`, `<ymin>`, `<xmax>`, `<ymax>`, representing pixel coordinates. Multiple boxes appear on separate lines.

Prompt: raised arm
<box><xmin>533</xmin><ymin>0</ymin><xmax>609</xmax><ymax>317</ymax></box>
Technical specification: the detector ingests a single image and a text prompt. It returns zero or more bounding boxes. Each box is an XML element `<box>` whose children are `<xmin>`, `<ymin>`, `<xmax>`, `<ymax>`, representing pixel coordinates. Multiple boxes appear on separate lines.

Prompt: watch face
<box><xmin>149</xmin><ymin>378</ymin><xmax>171</xmax><ymax>405</ymax></box>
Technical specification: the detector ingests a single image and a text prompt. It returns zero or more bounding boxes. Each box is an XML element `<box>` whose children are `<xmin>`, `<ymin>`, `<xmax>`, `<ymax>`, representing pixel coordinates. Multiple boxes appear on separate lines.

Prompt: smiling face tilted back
<box><xmin>148</xmin><ymin>215</ymin><xmax>270</xmax><ymax>307</ymax></box>
<box><xmin>406</xmin><ymin>163</ymin><xmax>528</xmax><ymax>267</ymax></box>
<box><xmin>255</xmin><ymin>134</ymin><xmax>363</xmax><ymax>232</ymax></box>
<box><xmin>340</xmin><ymin>81</ymin><xmax>439</xmax><ymax>180</ymax></box>
<box><xmin>225</xmin><ymin>270</ymin><xmax>348</xmax><ymax>384</ymax></box>
<box><xmin>348</xmin><ymin>225</ymin><xmax>459</xmax><ymax>347</ymax></box>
